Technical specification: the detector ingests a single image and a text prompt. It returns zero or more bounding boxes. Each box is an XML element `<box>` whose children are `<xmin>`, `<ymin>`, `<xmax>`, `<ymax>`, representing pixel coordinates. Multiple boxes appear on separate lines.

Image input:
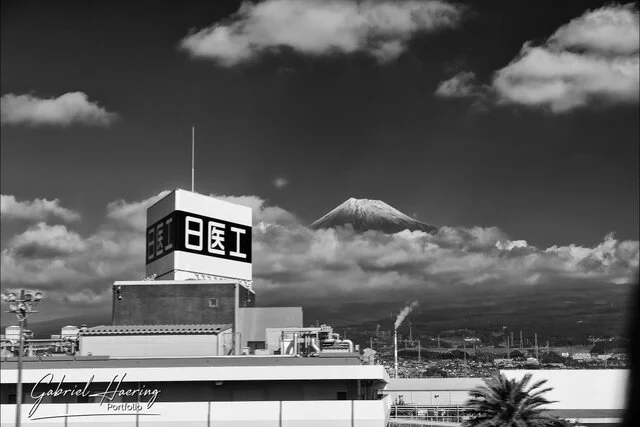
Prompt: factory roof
<box><xmin>385</xmin><ymin>377</ymin><xmax>487</xmax><ymax>391</ymax></box>
<box><xmin>80</xmin><ymin>324</ymin><xmax>232</xmax><ymax>336</ymax></box>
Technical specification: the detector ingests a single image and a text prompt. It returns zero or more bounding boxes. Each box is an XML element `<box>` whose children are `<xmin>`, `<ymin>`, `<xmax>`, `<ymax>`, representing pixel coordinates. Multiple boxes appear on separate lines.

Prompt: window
<box><xmin>209</xmin><ymin>298</ymin><xmax>218</xmax><ymax>308</ymax></box>
<box><xmin>248</xmin><ymin>341</ymin><xmax>266</xmax><ymax>352</ymax></box>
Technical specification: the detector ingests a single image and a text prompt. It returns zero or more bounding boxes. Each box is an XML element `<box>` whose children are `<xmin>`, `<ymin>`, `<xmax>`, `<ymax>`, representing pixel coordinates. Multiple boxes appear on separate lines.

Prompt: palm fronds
<box><xmin>463</xmin><ymin>373</ymin><xmax>566</xmax><ymax>427</ymax></box>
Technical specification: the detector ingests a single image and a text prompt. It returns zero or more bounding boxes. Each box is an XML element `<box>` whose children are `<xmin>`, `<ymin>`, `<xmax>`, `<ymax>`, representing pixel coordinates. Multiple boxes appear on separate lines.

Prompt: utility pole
<box><xmin>437</xmin><ymin>335</ymin><xmax>440</xmax><ymax>348</ymax></box>
<box><xmin>409</xmin><ymin>320</ymin><xmax>413</xmax><ymax>343</ymax></box>
<box><xmin>370</xmin><ymin>337</ymin><xmax>373</xmax><ymax>351</ymax></box>
<box><xmin>418</xmin><ymin>340</ymin><xmax>421</xmax><ymax>363</ymax></box>
<box><xmin>535</xmin><ymin>333</ymin><xmax>539</xmax><ymax>360</ymax></box>
<box><xmin>511</xmin><ymin>331</ymin><xmax>514</xmax><ymax>349</ymax></box>
<box><xmin>1</xmin><ymin>289</ymin><xmax>43</xmax><ymax>427</ymax></box>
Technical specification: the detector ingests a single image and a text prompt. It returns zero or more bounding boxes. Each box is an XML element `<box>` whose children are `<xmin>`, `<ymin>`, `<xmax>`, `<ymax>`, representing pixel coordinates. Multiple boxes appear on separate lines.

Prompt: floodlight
<box><xmin>2</xmin><ymin>292</ymin><xmax>17</xmax><ymax>302</ymax></box>
<box><xmin>34</xmin><ymin>292</ymin><xmax>43</xmax><ymax>301</ymax></box>
<box><xmin>9</xmin><ymin>303</ymin><xmax>18</xmax><ymax>311</ymax></box>
<box><xmin>24</xmin><ymin>293</ymin><xmax>33</xmax><ymax>302</ymax></box>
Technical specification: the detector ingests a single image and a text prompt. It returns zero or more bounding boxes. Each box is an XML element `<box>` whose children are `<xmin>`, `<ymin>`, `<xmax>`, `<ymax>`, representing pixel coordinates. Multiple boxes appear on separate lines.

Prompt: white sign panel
<box><xmin>145</xmin><ymin>189</ymin><xmax>252</xmax><ymax>281</ymax></box>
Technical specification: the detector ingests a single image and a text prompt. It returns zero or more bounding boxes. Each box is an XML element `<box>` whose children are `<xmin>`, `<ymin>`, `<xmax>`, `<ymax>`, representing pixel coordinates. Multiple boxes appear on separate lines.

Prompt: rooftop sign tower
<box><xmin>145</xmin><ymin>189</ymin><xmax>252</xmax><ymax>284</ymax></box>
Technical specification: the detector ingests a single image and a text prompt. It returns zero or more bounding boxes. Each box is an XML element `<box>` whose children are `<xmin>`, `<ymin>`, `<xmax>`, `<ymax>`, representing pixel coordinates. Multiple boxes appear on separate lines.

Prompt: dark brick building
<box><xmin>112</xmin><ymin>281</ymin><xmax>255</xmax><ymax>326</ymax></box>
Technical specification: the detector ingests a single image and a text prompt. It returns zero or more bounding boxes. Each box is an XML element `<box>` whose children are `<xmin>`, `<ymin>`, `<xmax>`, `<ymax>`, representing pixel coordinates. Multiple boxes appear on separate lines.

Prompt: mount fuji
<box><xmin>310</xmin><ymin>198</ymin><xmax>438</xmax><ymax>234</ymax></box>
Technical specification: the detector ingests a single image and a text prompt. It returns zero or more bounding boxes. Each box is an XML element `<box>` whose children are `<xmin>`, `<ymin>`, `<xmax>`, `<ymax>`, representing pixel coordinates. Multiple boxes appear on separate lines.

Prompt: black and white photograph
<box><xmin>1</xmin><ymin>1</ymin><xmax>638</xmax><ymax>426</ymax></box>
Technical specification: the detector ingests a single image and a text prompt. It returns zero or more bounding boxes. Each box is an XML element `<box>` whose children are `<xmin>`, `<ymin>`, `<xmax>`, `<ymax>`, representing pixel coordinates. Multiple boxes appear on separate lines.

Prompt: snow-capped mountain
<box><xmin>310</xmin><ymin>198</ymin><xmax>437</xmax><ymax>234</ymax></box>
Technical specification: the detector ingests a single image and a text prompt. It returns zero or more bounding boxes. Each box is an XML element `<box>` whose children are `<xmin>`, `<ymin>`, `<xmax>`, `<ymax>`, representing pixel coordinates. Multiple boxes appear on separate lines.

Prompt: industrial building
<box><xmin>0</xmin><ymin>189</ymin><xmax>391</xmax><ymax>426</ymax></box>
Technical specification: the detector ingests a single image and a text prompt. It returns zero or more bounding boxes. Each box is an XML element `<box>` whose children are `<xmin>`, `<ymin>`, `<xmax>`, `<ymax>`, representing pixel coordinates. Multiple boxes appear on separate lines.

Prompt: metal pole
<box><xmin>16</xmin><ymin>315</ymin><xmax>24</xmax><ymax>427</ymax></box>
<box><xmin>463</xmin><ymin>341</ymin><xmax>467</xmax><ymax>367</ymax></box>
<box><xmin>191</xmin><ymin>125</ymin><xmax>195</xmax><ymax>192</ymax></box>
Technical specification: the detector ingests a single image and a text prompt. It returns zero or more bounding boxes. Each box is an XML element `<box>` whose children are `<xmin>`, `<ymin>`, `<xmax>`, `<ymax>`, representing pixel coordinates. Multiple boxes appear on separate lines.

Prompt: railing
<box><xmin>389</xmin><ymin>405</ymin><xmax>470</xmax><ymax>424</ymax></box>
<box><xmin>1</xmin><ymin>400</ymin><xmax>389</xmax><ymax>426</ymax></box>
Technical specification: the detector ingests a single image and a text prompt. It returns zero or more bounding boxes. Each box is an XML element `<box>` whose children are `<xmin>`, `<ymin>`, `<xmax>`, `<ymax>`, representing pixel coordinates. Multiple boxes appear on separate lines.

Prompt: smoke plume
<box><xmin>394</xmin><ymin>300</ymin><xmax>419</xmax><ymax>330</ymax></box>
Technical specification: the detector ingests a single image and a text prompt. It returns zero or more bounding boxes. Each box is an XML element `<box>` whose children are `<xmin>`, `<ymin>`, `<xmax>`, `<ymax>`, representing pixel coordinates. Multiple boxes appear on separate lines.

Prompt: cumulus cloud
<box><xmin>105</xmin><ymin>191</ymin><xmax>171</xmax><ymax>230</ymax></box>
<box><xmin>1</xmin><ymin>191</ymin><xmax>637</xmax><ymax>312</ymax></box>
<box><xmin>434</xmin><ymin>71</ymin><xmax>478</xmax><ymax>97</ymax></box>
<box><xmin>180</xmin><ymin>0</ymin><xmax>464</xmax><ymax>65</ymax></box>
<box><xmin>0</xmin><ymin>92</ymin><xmax>117</xmax><ymax>126</ymax></box>
<box><xmin>436</xmin><ymin>4</ymin><xmax>639</xmax><ymax>112</ymax></box>
<box><xmin>1</xmin><ymin>195</ymin><xmax>80</xmax><ymax>222</ymax></box>
<box><xmin>9</xmin><ymin>223</ymin><xmax>87</xmax><ymax>259</ymax></box>
<box><xmin>548</xmin><ymin>3</ymin><xmax>639</xmax><ymax>55</ymax></box>
<box><xmin>492</xmin><ymin>44</ymin><xmax>638</xmax><ymax>112</ymax></box>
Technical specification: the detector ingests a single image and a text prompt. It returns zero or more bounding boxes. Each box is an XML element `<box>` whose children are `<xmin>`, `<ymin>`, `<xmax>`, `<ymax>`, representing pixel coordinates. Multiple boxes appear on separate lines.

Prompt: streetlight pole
<box><xmin>2</xmin><ymin>289</ymin><xmax>43</xmax><ymax>427</ymax></box>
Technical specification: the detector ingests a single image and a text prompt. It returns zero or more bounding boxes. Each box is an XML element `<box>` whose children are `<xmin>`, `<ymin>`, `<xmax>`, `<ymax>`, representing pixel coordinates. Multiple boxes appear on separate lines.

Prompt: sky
<box><xmin>1</xmin><ymin>0</ymin><xmax>638</xmax><ymax>323</ymax></box>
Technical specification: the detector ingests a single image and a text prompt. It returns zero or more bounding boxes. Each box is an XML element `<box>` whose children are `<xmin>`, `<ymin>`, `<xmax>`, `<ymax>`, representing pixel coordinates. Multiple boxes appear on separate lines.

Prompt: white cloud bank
<box><xmin>1</xmin><ymin>195</ymin><xmax>80</xmax><ymax>222</ymax></box>
<box><xmin>0</xmin><ymin>92</ymin><xmax>117</xmax><ymax>126</ymax></box>
<box><xmin>1</xmin><ymin>192</ymin><xmax>637</xmax><ymax>309</ymax></box>
<box><xmin>435</xmin><ymin>3</ymin><xmax>639</xmax><ymax>112</ymax></box>
<box><xmin>180</xmin><ymin>0</ymin><xmax>463</xmax><ymax>65</ymax></box>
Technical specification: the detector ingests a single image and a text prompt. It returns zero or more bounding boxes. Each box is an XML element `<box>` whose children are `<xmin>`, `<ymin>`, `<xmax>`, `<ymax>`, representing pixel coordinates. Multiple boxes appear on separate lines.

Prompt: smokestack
<box><xmin>395</xmin><ymin>301</ymin><xmax>419</xmax><ymax>330</ymax></box>
<box><xmin>394</xmin><ymin>301</ymin><xmax>418</xmax><ymax>379</ymax></box>
<box><xmin>394</xmin><ymin>329</ymin><xmax>398</xmax><ymax>378</ymax></box>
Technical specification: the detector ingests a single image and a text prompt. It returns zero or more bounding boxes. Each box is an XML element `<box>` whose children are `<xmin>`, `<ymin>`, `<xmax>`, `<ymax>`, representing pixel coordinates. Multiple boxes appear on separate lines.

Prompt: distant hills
<box><xmin>311</xmin><ymin>198</ymin><xmax>437</xmax><ymax>234</ymax></box>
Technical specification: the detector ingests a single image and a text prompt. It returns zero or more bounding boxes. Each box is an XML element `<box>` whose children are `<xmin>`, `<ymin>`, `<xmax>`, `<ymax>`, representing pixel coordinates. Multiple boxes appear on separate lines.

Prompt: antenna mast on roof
<box><xmin>191</xmin><ymin>125</ymin><xmax>195</xmax><ymax>192</ymax></box>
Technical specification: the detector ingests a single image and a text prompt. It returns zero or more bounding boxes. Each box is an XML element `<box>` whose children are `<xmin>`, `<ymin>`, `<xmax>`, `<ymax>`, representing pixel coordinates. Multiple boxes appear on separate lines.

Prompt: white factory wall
<box><xmin>383</xmin><ymin>378</ymin><xmax>486</xmax><ymax>406</ymax></box>
<box><xmin>501</xmin><ymin>369</ymin><xmax>629</xmax><ymax>410</ymax></box>
<box><xmin>79</xmin><ymin>333</ymin><xmax>228</xmax><ymax>358</ymax></box>
<box><xmin>1</xmin><ymin>399</ymin><xmax>390</xmax><ymax>427</ymax></box>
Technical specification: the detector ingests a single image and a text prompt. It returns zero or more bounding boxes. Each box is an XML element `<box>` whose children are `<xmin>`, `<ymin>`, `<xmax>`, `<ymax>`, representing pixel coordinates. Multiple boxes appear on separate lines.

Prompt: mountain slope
<box><xmin>311</xmin><ymin>198</ymin><xmax>437</xmax><ymax>234</ymax></box>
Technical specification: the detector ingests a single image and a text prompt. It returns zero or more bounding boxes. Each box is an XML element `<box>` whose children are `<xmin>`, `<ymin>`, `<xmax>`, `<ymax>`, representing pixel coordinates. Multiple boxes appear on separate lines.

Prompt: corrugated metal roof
<box><xmin>80</xmin><ymin>324</ymin><xmax>232</xmax><ymax>336</ymax></box>
<box><xmin>1</xmin><ymin>355</ymin><xmax>365</xmax><ymax>369</ymax></box>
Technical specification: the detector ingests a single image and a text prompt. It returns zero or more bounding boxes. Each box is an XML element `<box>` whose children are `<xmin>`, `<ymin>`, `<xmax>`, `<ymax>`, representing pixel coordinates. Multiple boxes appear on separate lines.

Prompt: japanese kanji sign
<box><xmin>146</xmin><ymin>211</ymin><xmax>251</xmax><ymax>264</ymax></box>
